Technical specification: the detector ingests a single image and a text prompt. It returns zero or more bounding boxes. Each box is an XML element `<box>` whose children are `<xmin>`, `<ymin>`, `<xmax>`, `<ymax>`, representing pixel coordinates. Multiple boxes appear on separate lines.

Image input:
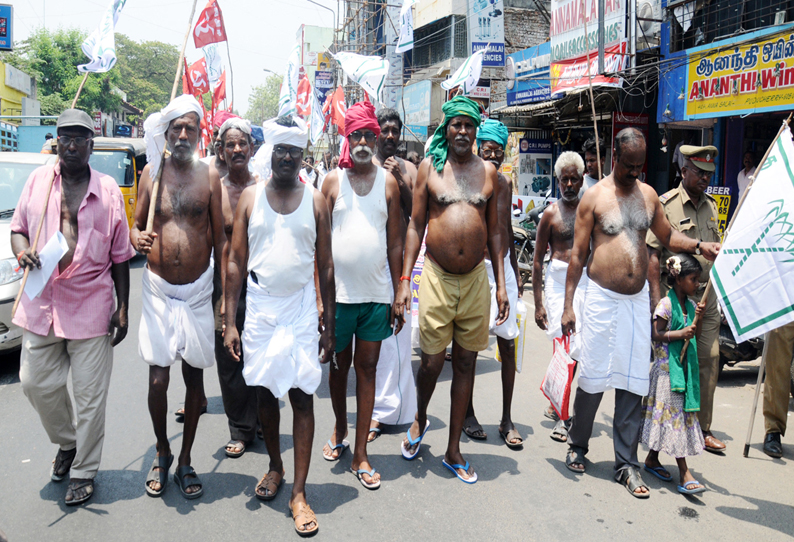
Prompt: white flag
<box><xmin>309</xmin><ymin>88</ymin><xmax>325</xmax><ymax>145</ymax></box>
<box><xmin>711</xmin><ymin>124</ymin><xmax>794</xmax><ymax>342</ymax></box>
<box><xmin>78</xmin><ymin>0</ymin><xmax>127</xmax><ymax>73</ymax></box>
<box><xmin>440</xmin><ymin>49</ymin><xmax>485</xmax><ymax>95</ymax></box>
<box><xmin>278</xmin><ymin>41</ymin><xmax>302</xmax><ymax>117</ymax></box>
<box><xmin>202</xmin><ymin>43</ymin><xmax>225</xmax><ymax>86</ymax></box>
<box><xmin>395</xmin><ymin>0</ymin><xmax>419</xmax><ymax>53</ymax></box>
<box><xmin>333</xmin><ymin>52</ymin><xmax>390</xmax><ymax>103</ymax></box>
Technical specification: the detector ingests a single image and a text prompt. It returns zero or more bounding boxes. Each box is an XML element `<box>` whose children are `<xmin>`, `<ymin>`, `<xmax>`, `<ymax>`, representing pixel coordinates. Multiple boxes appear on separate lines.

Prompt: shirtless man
<box><xmin>131</xmin><ymin>96</ymin><xmax>225</xmax><ymax>499</ymax></box>
<box><xmin>533</xmin><ymin>152</ymin><xmax>588</xmax><ymax>442</ymax></box>
<box><xmin>560</xmin><ymin>128</ymin><xmax>719</xmax><ymax>499</ymax></box>
<box><xmin>213</xmin><ymin>118</ymin><xmax>259</xmax><ymax>458</ymax></box>
<box><xmin>368</xmin><ymin>107</ymin><xmax>418</xmax><ymax>441</ymax></box>
<box><xmin>463</xmin><ymin>119</ymin><xmax>523</xmax><ymax>449</ymax></box>
<box><xmin>394</xmin><ymin>96</ymin><xmax>509</xmax><ymax>484</ymax></box>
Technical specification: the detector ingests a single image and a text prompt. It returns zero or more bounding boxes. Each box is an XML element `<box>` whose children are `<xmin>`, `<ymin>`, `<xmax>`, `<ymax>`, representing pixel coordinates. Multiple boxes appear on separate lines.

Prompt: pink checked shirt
<box><xmin>11</xmin><ymin>164</ymin><xmax>136</xmax><ymax>340</ymax></box>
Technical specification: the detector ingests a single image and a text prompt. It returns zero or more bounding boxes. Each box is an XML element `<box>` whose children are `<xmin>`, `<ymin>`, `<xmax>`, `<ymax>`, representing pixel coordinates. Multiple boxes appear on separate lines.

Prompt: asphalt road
<box><xmin>1</xmin><ymin>256</ymin><xmax>793</xmax><ymax>541</ymax></box>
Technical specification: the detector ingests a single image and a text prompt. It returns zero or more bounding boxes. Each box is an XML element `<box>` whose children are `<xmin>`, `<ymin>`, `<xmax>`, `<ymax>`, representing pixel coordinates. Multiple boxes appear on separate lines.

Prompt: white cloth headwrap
<box><xmin>219</xmin><ymin>117</ymin><xmax>252</xmax><ymax>141</ymax></box>
<box><xmin>252</xmin><ymin>116</ymin><xmax>308</xmax><ymax>181</ymax></box>
<box><xmin>143</xmin><ymin>94</ymin><xmax>204</xmax><ymax>180</ymax></box>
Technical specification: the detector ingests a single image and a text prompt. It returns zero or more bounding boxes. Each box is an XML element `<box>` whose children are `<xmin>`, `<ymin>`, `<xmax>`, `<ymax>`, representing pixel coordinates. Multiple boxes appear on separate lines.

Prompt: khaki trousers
<box><xmin>19</xmin><ymin>329</ymin><xmax>113</xmax><ymax>480</ymax></box>
<box><xmin>763</xmin><ymin>322</ymin><xmax>794</xmax><ymax>436</ymax></box>
<box><xmin>696</xmin><ymin>287</ymin><xmax>721</xmax><ymax>432</ymax></box>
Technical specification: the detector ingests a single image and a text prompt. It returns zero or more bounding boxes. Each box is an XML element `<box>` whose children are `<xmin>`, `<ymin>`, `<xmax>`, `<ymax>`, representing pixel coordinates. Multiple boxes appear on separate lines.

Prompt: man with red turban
<box><xmin>320</xmin><ymin>101</ymin><xmax>406</xmax><ymax>490</ymax></box>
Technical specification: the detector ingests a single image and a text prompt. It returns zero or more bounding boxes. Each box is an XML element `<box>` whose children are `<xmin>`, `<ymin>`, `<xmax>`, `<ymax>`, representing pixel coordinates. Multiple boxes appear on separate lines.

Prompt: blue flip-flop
<box><xmin>400</xmin><ymin>420</ymin><xmax>430</xmax><ymax>460</ymax></box>
<box><xmin>442</xmin><ymin>459</ymin><xmax>478</xmax><ymax>484</ymax></box>
<box><xmin>677</xmin><ymin>480</ymin><xmax>706</xmax><ymax>495</ymax></box>
<box><xmin>351</xmin><ymin>468</ymin><xmax>381</xmax><ymax>490</ymax></box>
<box><xmin>322</xmin><ymin>439</ymin><xmax>349</xmax><ymax>461</ymax></box>
<box><xmin>644</xmin><ymin>464</ymin><xmax>673</xmax><ymax>482</ymax></box>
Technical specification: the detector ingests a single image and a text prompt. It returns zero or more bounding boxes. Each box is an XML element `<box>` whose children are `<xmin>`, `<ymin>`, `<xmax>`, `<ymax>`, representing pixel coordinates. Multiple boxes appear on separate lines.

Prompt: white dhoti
<box><xmin>544</xmin><ymin>260</ymin><xmax>588</xmax><ymax>358</ymax></box>
<box><xmin>485</xmin><ymin>255</ymin><xmax>519</xmax><ymax>340</ymax></box>
<box><xmin>578</xmin><ymin>279</ymin><xmax>651</xmax><ymax>396</ymax></box>
<box><xmin>242</xmin><ymin>278</ymin><xmax>321</xmax><ymax>398</ymax></box>
<box><xmin>139</xmin><ymin>265</ymin><xmax>215</xmax><ymax>369</ymax></box>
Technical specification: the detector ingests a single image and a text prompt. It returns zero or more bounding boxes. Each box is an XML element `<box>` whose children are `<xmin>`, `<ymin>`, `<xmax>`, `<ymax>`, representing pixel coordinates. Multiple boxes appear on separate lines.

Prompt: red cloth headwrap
<box><xmin>338</xmin><ymin>101</ymin><xmax>381</xmax><ymax>169</ymax></box>
<box><xmin>213</xmin><ymin>111</ymin><xmax>238</xmax><ymax>129</ymax></box>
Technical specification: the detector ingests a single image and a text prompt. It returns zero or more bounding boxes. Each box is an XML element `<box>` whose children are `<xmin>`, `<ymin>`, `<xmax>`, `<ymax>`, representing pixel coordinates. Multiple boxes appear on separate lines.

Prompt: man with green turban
<box><xmin>461</xmin><ymin>119</ymin><xmax>524</xmax><ymax>450</ymax></box>
<box><xmin>394</xmin><ymin>96</ymin><xmax>509</xmax><ymax>484</ymax></box>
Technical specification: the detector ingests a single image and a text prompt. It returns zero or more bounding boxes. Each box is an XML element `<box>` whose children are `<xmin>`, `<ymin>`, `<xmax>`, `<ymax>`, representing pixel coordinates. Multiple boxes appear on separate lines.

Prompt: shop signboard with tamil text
<box><xmin>506</xmin><ymin>42</ymin><xmax>551</xmax><ymax>106</ymax></box>
<box><xmin>551</xmin><ymin>41</ymin><xmax>627</xmax><ymax>95</ymax></box>
<box><xmin>469</xmin><ymin>0</ymin><xmax>505</xmax><ymax>67</ymax></box>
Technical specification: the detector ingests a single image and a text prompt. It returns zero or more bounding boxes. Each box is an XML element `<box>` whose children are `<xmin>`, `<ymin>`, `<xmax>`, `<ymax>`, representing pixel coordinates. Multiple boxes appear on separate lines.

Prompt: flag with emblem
<box><xmin>440</xmin><ymin>48</ymin><xmax>485</xmax><ymax>95</ymax></box>
<box><xmin>78</xmin><ymin>0</ymin><xmax>127</xmax><ymax>73</ymax></box>
<box><xmin>711</xmin><ymin>124</ymin><xmax>794</xmax><ymax>342</ymax></box>
<box><xmin>333</xmin><ymin>52</ymin><xmax>389</xmax><ymax>103</ymax></box>
<box><xmin>193</xmin><ymin>0</ymin><xmax>227</xmax><ymax>48</ymax></box>
<box><xmin>395</xmin><ymin>0</ymin><xmax>419</xmax><ymax>53</ymax></box>
<box><xmin>278</xmin><ymin>40</ymin><xmax>302</xmax><ymax>116</ymax></box>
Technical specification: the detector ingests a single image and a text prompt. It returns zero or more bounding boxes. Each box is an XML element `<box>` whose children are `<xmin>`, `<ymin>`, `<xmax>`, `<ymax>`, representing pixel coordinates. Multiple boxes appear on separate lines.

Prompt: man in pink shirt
<box><xmin>11</xmin><ymin>108</ymin><xmax>134</xmax><ymax>506</ymax></box>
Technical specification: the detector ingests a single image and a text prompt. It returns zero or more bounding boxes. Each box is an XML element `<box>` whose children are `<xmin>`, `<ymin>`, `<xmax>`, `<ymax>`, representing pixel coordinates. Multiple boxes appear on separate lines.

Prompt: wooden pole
<box><xmin>581</xmin><ymin>0</ymin><xmax>602</xmax><ymax>179</ymax></box>
<box><xmin>146</xmin><ymin>0</ymin><xmax>200</xmax><ymax>234</ymax></box>
<box><xmin>71</xmin><ymin>72</ymin><xmax>90</xmax><ymax>109</ymax></box>
<box><xmin>11</xmin><ymin>166</ymin><xmax>58</xmax><ymax>318</ymax></box>
<box><xmin>679</xmin><ymin>114</ymin><xmax>793</xmax><ymax>359</ymax></box>
<box><xmin>743</xmin><ymin>340</ymin><xmax>768</xmax><ymax>457</ymax></box>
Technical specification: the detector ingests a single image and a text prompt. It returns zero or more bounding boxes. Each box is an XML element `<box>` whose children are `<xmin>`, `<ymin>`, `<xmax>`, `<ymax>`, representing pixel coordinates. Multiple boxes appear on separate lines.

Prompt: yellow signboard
<box><xmin>686</xmin><ymin>31</ymin><xmax>794</xmax><ymax>118</ymax></box>
<box><xmin>317</xmin><ymin>53</ymin><xmax>332</xmax><ymax>70</ymax></box>
<box><xmin>705</xmin><ymin>186</ymin><xmax>731</xmax><ymax>237</ymax></box>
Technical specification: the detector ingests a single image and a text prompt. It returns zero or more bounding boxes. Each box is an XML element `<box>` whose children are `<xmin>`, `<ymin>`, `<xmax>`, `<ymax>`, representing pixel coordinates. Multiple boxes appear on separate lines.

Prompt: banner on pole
<box><xmin>333</xmin><ymin>52</ymin><xmax>390</xmax><ymax>103</ymax></box>
<box><xmin>712</xmin><ymin>125</ymin><xmax>794</xmax><ymax>342</ymax></box>
<box><xmin>278</xmin><ymin>41</ymin><xmax>302</xmax><ymax>117</ymax></box>
<box><xmin>395</xmin><ymin>0</ymin><xmax>419</xmax><ymax>53</ymax></box>
<box><xmin>78</xmin><ymin>0</ymin><xmax>127</xmax><ymax>73</ymax></box>
<box><xmin>193</xmin><ymin>0</ymin><xmax>227</xmax><ymax>48</ymax></box>
<box><xmin>441</xmin><ymin>49</ymin><xmax>485</xmax><ymax>95</ymax></box>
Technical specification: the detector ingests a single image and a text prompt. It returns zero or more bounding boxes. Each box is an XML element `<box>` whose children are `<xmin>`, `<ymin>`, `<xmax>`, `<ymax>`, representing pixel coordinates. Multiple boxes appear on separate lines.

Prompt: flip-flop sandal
<box><xmin>500</xmin><ymin>428</ymin><xmax>524</xmax><ymax>449</ymax></box>
<box><xmin>401</xmin><ymin>420</ymin><xmax>430</xmax><ymax>460</ymax></box>
<box><xmin>65</xmin><ymin>479</ymin><xmax>94</xmax><ymax>506</ymax></box>
<box><xmin>51</xmin><ymin>448</ymin><xmax>77</xmax><ymax>482</ymax></box>
<box><xmin>322</xmin><ymin>439</ymin><xmax>349</xmax><ymax>461</ymax></box>
<box><xmin>620</xmin><ymin>467</ymin><xmax>650</xmax><ymax>499</ymax></box>
<box><xmin>442</xmin><ymin>459</ymin><xmax>478</xmax><ymax>484</ymax></box>
<box><xmin>462</xmin><ymin>416</ymin><xmax>487</xmax><ymax>440</ymax></box>
<box><xmin>255</xmin><ymin>470</ymin><xmax>285</xmax><ymax>501</ymax></box>
<box><xmin>566</xmin><ymin>447</ymin><xmax>586</xmax><ymax>473</ymax></box>
<box><xmin>174</xmin><ymin>465</ymin><xmax>203</xmax><ymax>499</ymax></box>
<box><xmin>367</xmin><ymin>427</ymin><xmax>382</xmax><ymax>443</ymax></box>
<box><xmin>677</xmin><ymin>480</ymin><xmax>707</xmax><ymax>495</ymax></box>
<box><xmin>550</xmin><ymin>419</ymin><xmax>569</xmax><ymax>443</ymax></box>
<box><xmin>145</xmin><ymin>454</ymin><xmax>174</xmax><ymax>498</ymax></box>
<box><xmin>644</xmin><ymin>464</ymin><xmax>673</xmax><ymax>482</ymax></box>
<box><xmin>224</xmin><ymin>439</ymin><xmax>247</xmax><ymax>458</ymax></box>
<box><xmin>174</xmin><ymin>404</ymin><xmax>208</xmax><ymax>423</ymax></box>
<box><xmin>290</xmin><ymin>501</ymin><xmax>319</xmax><ymax>537</ymax></box>
<box><xmin>351</xmin><ymin>468</ymin><xmax>381</xmax><ymax>490</ymax></box>
<box><xmin>544</xmin><ymin>406</ymin><xmax>560</xmax><ymax>422</ymax></box>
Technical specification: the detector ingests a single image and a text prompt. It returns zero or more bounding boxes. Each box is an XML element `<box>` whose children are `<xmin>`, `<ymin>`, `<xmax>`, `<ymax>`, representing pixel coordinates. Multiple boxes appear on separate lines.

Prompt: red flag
<box><xmin>212</xmin><ymin>71</ymin><xmax>227</xmax><ymax>105</ymax></box>
<box><xmin>330</xmin><ymin>86</ymin><xmax>347</xmax><ymax>134</ymax></box>
<box><xmin>182</xmin><ymin>58</ymin><xmax>193</xmax><ymax>95</ymax></box>
<box><xmin>193</xmin><ymin>0</ymin><xmax>227</xmax><ymax>48</ymax></box>
<box><xmin>296</xmin><ymin>76</ymin><xmax>312</xmax><ymax>118</ymax></box>
<box><xmin>186</xmin><ymin>58</ymin><xmax>210</xmax><ymax>95</ymax></box>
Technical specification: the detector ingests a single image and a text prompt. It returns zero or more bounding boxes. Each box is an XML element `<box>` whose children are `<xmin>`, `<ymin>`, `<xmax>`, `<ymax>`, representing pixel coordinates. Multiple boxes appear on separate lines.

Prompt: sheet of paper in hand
<box><xmin>24</xmin><ymin>231</ymin><xmax>69</xmax><ymax>300</ymax></box>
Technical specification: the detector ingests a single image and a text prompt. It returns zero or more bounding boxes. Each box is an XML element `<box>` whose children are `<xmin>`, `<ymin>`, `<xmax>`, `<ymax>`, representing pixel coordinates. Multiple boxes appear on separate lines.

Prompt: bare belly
<box><xmin>147</xmin><ymin>219</ymin><xmax>212</xmax><ymax>285</ymax></box>
<box><xmin>587</xmin><ymin>232</ymin><xmax>649</xmax><ymax>294</ymax></box>
<box><xmin>425</xmin><ymin>203</ymin><xmax>487</xmax><ymax>274</ymax></box>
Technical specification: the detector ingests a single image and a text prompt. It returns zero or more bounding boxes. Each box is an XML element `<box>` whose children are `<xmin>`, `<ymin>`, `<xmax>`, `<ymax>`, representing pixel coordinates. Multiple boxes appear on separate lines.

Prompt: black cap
<box><xmin>57</xmin><ymin>109</ymin><xmax>94</xmax><ymax>133</ymax></box>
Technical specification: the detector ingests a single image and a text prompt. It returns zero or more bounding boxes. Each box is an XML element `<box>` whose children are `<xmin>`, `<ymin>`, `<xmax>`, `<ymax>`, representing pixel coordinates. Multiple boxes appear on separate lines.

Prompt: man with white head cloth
<box><xmin>225</xmin><ymin>115</ymin><xmax>334</xmax><ymax>537</ymax></box>
<box><xmin>533</xmin><ymin>151</ymin><xmax>588</xmax><ymax>441</ymax></box>
<box><xmin>131</xmin><ymin>94</ymin><xmax>226</xmax><ymax>500</ymax></box>
<box><xmin>212</xmin><ymin>117</ymin><xmax>260</xmax><ymax>458</ymax></box>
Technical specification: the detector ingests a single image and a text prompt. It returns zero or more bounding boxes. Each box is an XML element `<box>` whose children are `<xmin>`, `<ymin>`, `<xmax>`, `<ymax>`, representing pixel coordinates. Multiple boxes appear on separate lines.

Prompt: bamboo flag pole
<box><xmin>71</xmin><ymin>72</ymin><xmax>90</xmax><ymax>108</ymax></box>
<box><xmin>146</xmin><ymin>0</ymin><xmax>199</xmax><ymax>233</ymax></box>
<box><xmin>679</xmin><ymin>112</ymin><xmax>793</xmax><ymax>362</ymax></box>
<box><xmin>581</xmin><ymin>0</ymin><xmax>602</xmax><ymax>179</ymax></box>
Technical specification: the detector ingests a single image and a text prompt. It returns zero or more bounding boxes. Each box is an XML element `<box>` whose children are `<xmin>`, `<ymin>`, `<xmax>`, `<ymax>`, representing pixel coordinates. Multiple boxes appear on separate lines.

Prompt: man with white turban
<box><xmin>224</xmin><ymin>115</ymin><xmax>334</xmax><ymax>537</ymax></box>
<box><xmin>131</xmin><ymin>94</ymin><xmax>226</xmax><ymax>500</ymax></box>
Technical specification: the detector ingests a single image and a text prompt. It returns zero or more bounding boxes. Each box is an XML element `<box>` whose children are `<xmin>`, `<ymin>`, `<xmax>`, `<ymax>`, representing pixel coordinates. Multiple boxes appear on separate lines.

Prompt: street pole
<box><xmin>597</xmin><ymin>0</ymin><xmax>605</xmax><ymax>74</ymax></box>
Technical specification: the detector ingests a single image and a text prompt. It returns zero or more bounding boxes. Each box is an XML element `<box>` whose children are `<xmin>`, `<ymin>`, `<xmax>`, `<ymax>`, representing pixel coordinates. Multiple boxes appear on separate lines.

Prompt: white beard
<box><xmin>351</xmin><ymin>144</ymin><xmax>373</xmax><ymax>165</ymax></box>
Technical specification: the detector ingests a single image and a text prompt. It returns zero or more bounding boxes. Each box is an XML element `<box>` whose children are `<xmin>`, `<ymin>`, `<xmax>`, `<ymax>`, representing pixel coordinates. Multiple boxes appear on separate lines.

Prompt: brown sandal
<box><xmin>51</xmin><ymin>448</ymin><xmax>77</xmax><ymax>482</ymax></box>
<box><xmin>255</xmin><ymin>470</ymin><xmax>284</xmax><ymax>501</ymax></box>
<box><xmin>289</xmin><ymin>501</ymin><xmax>319</xmax><ymax>537</ymax></box>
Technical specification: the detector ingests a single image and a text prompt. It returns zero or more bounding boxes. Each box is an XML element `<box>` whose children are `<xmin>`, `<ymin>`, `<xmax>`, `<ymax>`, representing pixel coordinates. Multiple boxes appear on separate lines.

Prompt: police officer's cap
<box><xmin>680</xmin><ymin>145</ymin><xmax>718</xmax><ymax>172</ymax></box>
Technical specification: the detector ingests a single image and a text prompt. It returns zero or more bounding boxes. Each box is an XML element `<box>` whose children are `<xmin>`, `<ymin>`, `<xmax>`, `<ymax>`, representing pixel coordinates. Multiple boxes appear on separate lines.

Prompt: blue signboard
<box><xmin>314</xmin><ymin>70</ymin><xmax>333</xmax><ymax>101</ymax></box>
<box><xmin>401</xmin><ymin>80</ymin><xmax>432</xmax><ymax>127</ymax></box>
<box><xmin>506</xmin><ymin>42</ymin><xmax>551</xmax><ymax>106</ymax></box>
<box><xmin>0</xmin><ymin>4</ymin><xmax>13</xmax><ymax>51</ymax></box>
<box><xmin>472</xmin><ymin>42</ymin><xmax>505</xmax><ymax>67</ymax></box>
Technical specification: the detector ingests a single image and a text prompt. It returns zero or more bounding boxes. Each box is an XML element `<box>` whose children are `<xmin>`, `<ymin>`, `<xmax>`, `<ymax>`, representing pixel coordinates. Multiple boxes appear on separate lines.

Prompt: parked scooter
<box><xmin>513</xmin><ymin>189</ymin><xmax>553</xmax><ymax>288</ymax></box>
<box><xmin>718</xmin><ymin>306</ymin><xmax>764</xmax><ymax>376</ymax></box>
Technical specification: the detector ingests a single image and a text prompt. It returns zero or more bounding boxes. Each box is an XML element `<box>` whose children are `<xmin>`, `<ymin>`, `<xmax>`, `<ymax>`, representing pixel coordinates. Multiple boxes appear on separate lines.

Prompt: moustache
<box><xmin>353</xmin><ymin>145</ymin><xmax>373</xmax><ymax>157</ymax></box>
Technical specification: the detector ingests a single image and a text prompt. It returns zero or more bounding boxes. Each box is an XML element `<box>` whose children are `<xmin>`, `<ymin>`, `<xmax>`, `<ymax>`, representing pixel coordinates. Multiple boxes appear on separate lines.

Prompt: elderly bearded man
<box><xmin>12</xmin><ymin>109</ymin><xmax>135</xmax><ymax>506</ymax></box>
<box><xmin>461</xmin><ymin>119</ymin><xmax>523</xmax><ymax>449</ymax></box>
<box><xmin>131</xmin><ymin>95</ymin><xmax>226</xmax><ymax>500</ymax></box>
<box><xmin>367</xmin><ymin>107</ymin><xmax>419</xmax><ymax>442</ymax></box>
<box><xmin>560</xmin><ymin>128</ymin><xmax>720</xmax><ymax>499</ymax></box>
<box><xmin>321</xmin><ymin>101</ymin><xmax>405</xmax><ymax>490</ymax></box>
<box><xmin>212</xmin><ymin>118</ymin><xmax>260</xmax><ymax>459</ymax></box>
<box><xmin>225</xmin><ymin>116</ymin><xmax>334</xmax><ymax>537</ymax></box>
<box><xmin>394</xmin><ymin>96</ymin><xmax>509</xmax><ymax>484</ymax></box>
<box><xmin>533</xmin><ymin>151</ymin><xmax>588</xmax><ymax>442</ymax></box>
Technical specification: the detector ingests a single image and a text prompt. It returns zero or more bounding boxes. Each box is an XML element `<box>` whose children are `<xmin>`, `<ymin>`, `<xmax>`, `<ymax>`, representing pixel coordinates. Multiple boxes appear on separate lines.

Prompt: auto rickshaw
<box><xmin>89</xmin><ymin>137</ymin><xmax>147</xmax><ymax>229</ymax></box>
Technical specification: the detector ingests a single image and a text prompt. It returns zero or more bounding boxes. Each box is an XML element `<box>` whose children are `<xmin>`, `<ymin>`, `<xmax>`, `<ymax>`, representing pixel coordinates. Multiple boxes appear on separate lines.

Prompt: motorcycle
<box><xmin>718</xmin><ymin>306</ymin><xmax>764</xmax><ymax>376</ymax></box>
<box><xmin>513</xmin><ymin>190</ymin><xmax>553</xmax><ymax>289</ymax></box>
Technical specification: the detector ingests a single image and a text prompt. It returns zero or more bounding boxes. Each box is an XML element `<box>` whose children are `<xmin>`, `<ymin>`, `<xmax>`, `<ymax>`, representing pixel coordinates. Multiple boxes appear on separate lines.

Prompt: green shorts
<box><xmin>335</xmin><ymin>302</ymin><xmax>392</xmax><ymax>352</ymax></box>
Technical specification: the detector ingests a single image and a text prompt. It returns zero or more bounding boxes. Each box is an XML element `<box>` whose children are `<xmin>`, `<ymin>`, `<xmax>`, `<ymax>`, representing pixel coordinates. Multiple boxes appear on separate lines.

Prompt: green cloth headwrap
<box><xmin>476</xmin><ymin>119</ymin><xmax>508</xmax><ymax>150</ymax></box>
<box><xmin>666</xmin><ymin>289</ymin><xmax>700</xmax><ymax>412</ymax></box>
<box><xmin>426</xmin><ymin>96</ymin><xmax>482</xmax><ymax>173</ymax></box>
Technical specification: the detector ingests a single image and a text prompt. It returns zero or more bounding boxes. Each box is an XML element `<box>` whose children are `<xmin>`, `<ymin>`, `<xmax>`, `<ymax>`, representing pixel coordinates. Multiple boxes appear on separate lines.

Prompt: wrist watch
<box><xmin>695</xmin><ymin>241</ymin><xmax>702</xmax><ymax>255</ymax></box>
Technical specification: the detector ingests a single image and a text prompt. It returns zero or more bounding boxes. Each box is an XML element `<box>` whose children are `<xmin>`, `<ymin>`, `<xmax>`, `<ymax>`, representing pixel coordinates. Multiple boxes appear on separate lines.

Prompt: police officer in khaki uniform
<box><xmin>646</xmin><ymin>145</ymin><xmax>726</xmax><ymax>453</ymax></box>
<box><xmin>761</xmin><ymin>322</ymin><xmax>794</xmax><ymax>458</ymax></box>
